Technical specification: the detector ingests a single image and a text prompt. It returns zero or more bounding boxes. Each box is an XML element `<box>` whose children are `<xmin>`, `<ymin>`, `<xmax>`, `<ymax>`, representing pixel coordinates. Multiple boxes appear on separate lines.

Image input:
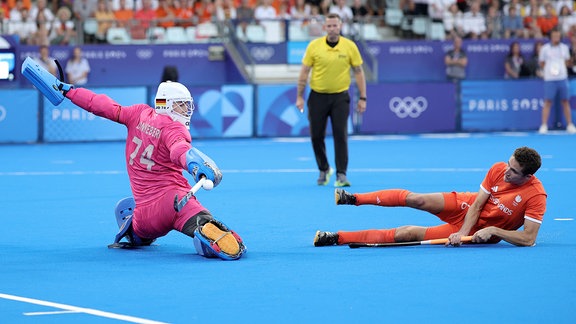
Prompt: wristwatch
<box><xmin>359</xmin><ymin>97</ymin><xmax>367</xmax><ymax>101</ymax></box>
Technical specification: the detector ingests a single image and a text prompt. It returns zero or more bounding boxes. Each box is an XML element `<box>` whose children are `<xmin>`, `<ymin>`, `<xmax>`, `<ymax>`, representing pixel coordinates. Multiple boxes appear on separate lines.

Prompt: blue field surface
<box><xmin>1</xmin><ymin>132</ymin><xmax>575</xmax><ymax>323</ymax></box>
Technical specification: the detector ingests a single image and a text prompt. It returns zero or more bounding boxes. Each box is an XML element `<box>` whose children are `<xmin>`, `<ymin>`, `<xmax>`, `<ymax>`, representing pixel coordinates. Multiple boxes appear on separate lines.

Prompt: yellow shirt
<box><xmin>302</xmin><ymin>36</ymin><xmax>363</xmax><ymax>94</ymax></box>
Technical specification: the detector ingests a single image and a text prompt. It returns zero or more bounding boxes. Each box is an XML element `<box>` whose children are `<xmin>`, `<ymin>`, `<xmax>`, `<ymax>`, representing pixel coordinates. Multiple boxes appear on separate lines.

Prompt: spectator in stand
<box><xmin>413</xmin><ymin>0</ymin><xmax>428</xmax><ymax>16</ymax></box>
<box><xmin>113</xmin><ymin>0</ymin><xmax>134</xmax><ymax>28</ymax></box>
<box><xmin>28</xmin><ymin>10</ymin><xmax>51</xmax><ymax>45</ymax></box>
<box><xmin>254</xmin><ymin>0</ymin><xmax>277</xmax><ymax>22</ymax></box>
<box><xmin>523</xmin><ymin>6</ymin><xmax>543</xmax><ymax>38</ymax></box>
<box><xmin>524</xmin><ymin>40</ymin><xmax>543</xmax><ymax>78</ymax></box>
<box><xmin>558</xmin><ymin>5</ymin><xmax>576</xmax><ymax>37</ymax></box>
<box><xmin>215</xmin><ymin>0</ymin><xmax>236</xmax><ymax>21</ymax></box>
<box><xmin>94</xmin><ymin>0</ymin><xmax>115</xmax><ymax>42</ymax></box>
<box><xmin>277</xmin><ymin>1</ymin><xmax>291</xmax><ymax>20</ymax></box>
<box><xmin>536</xmin><ymin>2</ymin><xmax>558</xmax><ymax>37</ymax></box>
<box><xmin>329</xmin><ymin>0</ymin><xmax>353</xmax><ymax>35</ymax></box>
<box><xmin>194</xmin><ymin>0</ymin><xmax>215</xmax><ymax>24</ymax></box>
<box><xmin>461</xmin><ymin>0</ymin><xmax>486</xmax><ymax>39</ymax></box>
<box><xmin>132</xmin><ymin>0</ymin><xmax>157</xmax><ymax>40</ymax></box>
<box><xmin>8</xmin><ymin>0</ymin><xmax>24</xmax><ymax>21</ymax></box>
<box><xmin>237</xmin><ymin>0</ymin><xmax>255</xmax><ymax>35</ymax></box>
<box><xmin>65</xmin><ymin>46</ymin><xmax>90</xmax><ymax>86</ymax></box>
<box><xmin>174</xmin><ymin>0</ymin><xmax>196</xmax><ymax>27</ymax></box>
<box><xmin>525</xmin><ymin>0</ymin><xmax>545</xmax><ymax>17</ymax></box>
<box><xmin>8</xmin><ymin>6</ymin><xmax>37</xmax><ymax>44</ymax></box>
<box><xmin>156</xmin><ymin>0</ymin><xmax>176</xmax><ymax>28</ymax></box>
<box><xmin>428</xmin><ymin>0</ymin><xmax>454</xmax><ymax>24</ymax></box>
<box><xmin>351</xmin><ymin>0</ymin><xmax>369</xmax><ymax>23</ymax></box>
<box><xmin>502</xmin><ymin>0</ymin><xmax>523</xmax><ymax>17</ymax></box>
<box><xmin>504</xmin><ymin>41</ymin><xmax>525</xmax><ymax>79</ymax></box>
<box><xmin>399</xmin><ymin>0</ymin><xmax>416</xmax><ymax>19</ymax></box>
<box><xmin>485</xmin><ymin>3</ymin><xmax>502</xmax><ymax>38</ymax></box>
<box><xmin>367</xmin><ymin>0</ymin><xmax>385</xmax><ymax>18</ymax></box>
<box><xmin>6</xmin><ymin>0</ymin><xmax>31</xmax><ymax>12</ymax></box>
<box><xmin>30</xmin><ymin>0</ymin><xmax>54</xmax><ymax>22</ymax></box>
<box><xmin>443</xmin><ymin>2</ymin><xmax>463</xmax><ymax>39</ymax></box>
<box><xmin>501</xmin><ymin>5</ymin><xmax>524</xmax><ymax>38</ymax></box>
<box><xmin>318</xmin><ymin>0</ymin><xmax>331</xmax><ymax>15</ymax></box>
<box><xmin>73</xmin><ymin>0</ymin><xmax>95</xmax><ymax>23</ymax></box>
<box><xmin>554</xmin><ymin>0</ymin><xmax>573</xmax><ymax>17</ymax></box>
<box><xmin>49</xmin><ymin>6</ymin><xmax>76</xmax><ymax>45</ymax></box>
<box><xmin>307</xmin><ymin>4</ymin><xmax>324</xmax><ymax>37</ymax></box>
<box><xmin>455</xmin><ymin>0</ymin><xmax>467</xmax><ymax>12</ymax></box>
<box><xmin>291</xmin><ymin>0</ymin><xmax>310</xmax><ymax>24</ymax></box>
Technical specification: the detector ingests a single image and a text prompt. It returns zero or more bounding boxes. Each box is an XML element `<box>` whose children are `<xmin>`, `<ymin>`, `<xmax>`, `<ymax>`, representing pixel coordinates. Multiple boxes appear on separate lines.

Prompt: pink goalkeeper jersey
<box><xmin>66</xmin><ymin>88</ymin><xmax>192</xmax><ymax>205</ymax></box>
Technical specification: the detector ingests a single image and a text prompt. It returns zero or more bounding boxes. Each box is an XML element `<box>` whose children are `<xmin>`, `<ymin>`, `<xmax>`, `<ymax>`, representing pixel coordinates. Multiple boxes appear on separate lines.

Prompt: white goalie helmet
<box><xmin>155</xmin><ymin>81</ymin><xmax>194</xmax><ymax>129</ymax></box>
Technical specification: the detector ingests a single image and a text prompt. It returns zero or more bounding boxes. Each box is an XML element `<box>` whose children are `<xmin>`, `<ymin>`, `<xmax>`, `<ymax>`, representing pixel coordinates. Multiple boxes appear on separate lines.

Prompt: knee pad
<box><xmin>193</xmin><ymin>219</ymin><xmax>246</xmax><ymax>260</ymax></box>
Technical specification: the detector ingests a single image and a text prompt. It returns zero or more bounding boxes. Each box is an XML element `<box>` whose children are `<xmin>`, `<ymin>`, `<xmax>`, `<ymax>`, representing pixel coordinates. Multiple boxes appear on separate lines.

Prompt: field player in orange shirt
<box><xmin>314</xmin><ymin>147</ymin><xmax>547</xmax><ymax>247</ymax></box>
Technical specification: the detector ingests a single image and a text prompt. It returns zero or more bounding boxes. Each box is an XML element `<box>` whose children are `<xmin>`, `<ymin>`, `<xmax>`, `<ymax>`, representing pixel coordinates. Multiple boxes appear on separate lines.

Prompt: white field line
<box><xmin>0</xmin><ymin>293</ymin><xmax>168</xmax><ymax>324</ymax></box>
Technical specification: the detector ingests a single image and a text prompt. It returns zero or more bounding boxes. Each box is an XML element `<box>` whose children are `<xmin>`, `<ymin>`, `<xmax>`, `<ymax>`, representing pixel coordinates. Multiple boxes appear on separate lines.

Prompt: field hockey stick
<box><xmin>348</xmin><ymin>236</ymin><xmax>473</xmax><ymax>248</ymax></box>
<box><xmin>174</xmin><ymin>176</ymin><xmax>206</xmax><ymax>212</ymax></box>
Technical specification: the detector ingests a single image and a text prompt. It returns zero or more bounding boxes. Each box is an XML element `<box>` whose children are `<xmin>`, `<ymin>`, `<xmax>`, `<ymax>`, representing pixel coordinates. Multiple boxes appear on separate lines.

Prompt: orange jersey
<box><xmin>477</xmin><ymin>162</ymin><xmax>547</xmax><ymax>230</ymax></box>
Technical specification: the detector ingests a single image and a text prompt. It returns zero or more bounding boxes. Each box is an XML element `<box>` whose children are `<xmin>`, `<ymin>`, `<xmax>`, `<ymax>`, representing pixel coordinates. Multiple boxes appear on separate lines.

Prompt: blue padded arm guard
<box><xmin>21</xmin><ymin>56</ymin><xmax>73</xmax><ymax>106</ymax></box>
<box><xmin>186</xmin><ymin>147</ymin><xmax>222</xmax><ymax>187</ymax></box>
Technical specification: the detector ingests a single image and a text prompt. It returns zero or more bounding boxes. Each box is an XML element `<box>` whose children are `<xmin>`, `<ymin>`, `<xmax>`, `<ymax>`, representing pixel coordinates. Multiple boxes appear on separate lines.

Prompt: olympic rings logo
<box><xmin>137</xmin><ymin>49</ymin><xmax>154</xmax><ymax>59</ymax></box>
<box><xmin>250</xmin><ymin>46</ymin><xmax>275</xmax><ymax>61</ymax></box>
<box><xmin>389</xmin><ymin>96</ymin><xmax>428</xmax><ymax>118</ymax></box>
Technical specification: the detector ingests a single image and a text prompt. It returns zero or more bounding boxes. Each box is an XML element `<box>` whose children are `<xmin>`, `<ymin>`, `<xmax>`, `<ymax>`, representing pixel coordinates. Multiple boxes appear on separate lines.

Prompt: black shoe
<box><xmin>313</xmin><ymin>230</ymin><xmax>339</xmax><ymax>246</ymax></box>
<box><xmin>335</xmin><ymin>188</ymin><xmax>356</xmax><ymax>205</ymax></box>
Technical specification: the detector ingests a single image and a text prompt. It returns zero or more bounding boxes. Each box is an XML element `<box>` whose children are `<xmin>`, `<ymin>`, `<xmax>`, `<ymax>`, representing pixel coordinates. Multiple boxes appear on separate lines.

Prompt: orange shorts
<box><xmin>423</xmin><ymin>191</ymin><xmax>477</xmax><ymax>240</ymax></box>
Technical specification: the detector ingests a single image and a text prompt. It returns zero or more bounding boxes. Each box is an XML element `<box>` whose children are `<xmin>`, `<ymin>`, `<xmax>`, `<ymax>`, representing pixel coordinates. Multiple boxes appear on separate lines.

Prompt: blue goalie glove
<box><xmin>21</xmin><ymin>56</ymin><xmax>73</xmax><ymax>106</ymax></box>
<box><xmin>186</xmin><ymin>147</ymin><xmax>222</xmax><ymax>187</ymax></box>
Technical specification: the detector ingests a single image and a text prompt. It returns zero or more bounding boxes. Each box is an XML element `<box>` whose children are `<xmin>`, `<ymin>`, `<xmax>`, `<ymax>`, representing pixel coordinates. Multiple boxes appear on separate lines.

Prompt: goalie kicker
<box><xmin>194</xmin><ymin>219</ymin><xmax>246</xmax><ymax>260</ymax></box>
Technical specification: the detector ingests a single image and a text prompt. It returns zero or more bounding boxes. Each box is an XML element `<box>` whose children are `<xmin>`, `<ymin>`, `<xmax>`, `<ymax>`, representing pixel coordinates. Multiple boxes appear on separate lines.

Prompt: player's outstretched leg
<box><xmin>194</xmin><ymin>219</ymin><xmax>246</xmax><ymax>260</ymax></box>
<box><xmin>313</xmin><ymin>230</ymin><xmax>339</xmax><ymax>246</ymax></box>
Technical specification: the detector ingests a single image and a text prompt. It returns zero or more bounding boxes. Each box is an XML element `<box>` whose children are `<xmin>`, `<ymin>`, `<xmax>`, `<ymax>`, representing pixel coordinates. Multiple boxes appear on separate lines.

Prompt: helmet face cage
<box><xmin>168</xmin><ymin>98</ymin><xmax>194</xmax><ymax>123</ymax></box>
<box><xmin>154</xmin><ymin>81</ymin><xmax>194</xmax><ymax>129</ymax></box>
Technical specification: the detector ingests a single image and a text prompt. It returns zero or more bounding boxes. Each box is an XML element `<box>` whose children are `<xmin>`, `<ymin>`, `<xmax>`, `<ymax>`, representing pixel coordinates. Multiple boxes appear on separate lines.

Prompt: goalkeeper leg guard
<box><xmin>193</xmin><ymin>220</ymin><xmax>246</xmax><ymax>260</ymax></box>
<box><xmin>109</xmin><ymin>197</ymin><xmax>154</xmax><ymax>248</ymax></box>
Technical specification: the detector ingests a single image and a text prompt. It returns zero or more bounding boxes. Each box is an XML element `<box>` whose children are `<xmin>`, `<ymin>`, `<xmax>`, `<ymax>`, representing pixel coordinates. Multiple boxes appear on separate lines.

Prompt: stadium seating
<box><xmin>165</xmin><ymin>27</ymin><xmax>188</xmax><ymax>43</ymax></box>
<box><xmin>106</xmin><ymin>27</ymin><xmax>131</xmax><ymax>44</ymax></box>
<box><xmin>246</xmin><ymin>24</ymin><xmax>266</xmax><ymax>43</ymax></box>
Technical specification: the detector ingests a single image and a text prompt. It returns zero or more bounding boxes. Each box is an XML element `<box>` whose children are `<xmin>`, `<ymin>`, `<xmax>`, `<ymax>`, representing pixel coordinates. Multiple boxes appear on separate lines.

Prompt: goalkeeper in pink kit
<box><xmin>22</xmin><ymin>56</ymin><xmax>245</xmax><ymax>260</ymax></box>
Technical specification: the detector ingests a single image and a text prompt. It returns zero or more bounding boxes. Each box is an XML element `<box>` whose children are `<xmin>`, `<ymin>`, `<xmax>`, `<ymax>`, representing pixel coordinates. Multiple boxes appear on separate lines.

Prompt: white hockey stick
<box><xmin>173</xmin><ymin>176</ymin><xmax>206</xmax><ymax>212</ymax></box>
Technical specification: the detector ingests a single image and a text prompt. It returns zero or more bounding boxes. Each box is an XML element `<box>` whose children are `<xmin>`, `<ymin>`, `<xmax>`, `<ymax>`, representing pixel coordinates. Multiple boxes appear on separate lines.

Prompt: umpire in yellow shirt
<box><xmin>296</xmin><ymin>13</ymin><xmax>367</xmax><ymax>187</ymax></box>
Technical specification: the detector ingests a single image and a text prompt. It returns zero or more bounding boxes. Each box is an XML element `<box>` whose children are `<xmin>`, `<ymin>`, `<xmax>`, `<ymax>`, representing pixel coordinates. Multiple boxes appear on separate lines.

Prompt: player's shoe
<box><xmin>538</xmin><ymin>124</ymin><xmax>548</xmax><ymax>134</ymax></box>
<box><xmin>317</xmin><ymin>168</ymin><xmax>334</xmax><ymax>186</ymax></box>
<box><xmin>335</xmin><ymin>188</ymin><xmax>356</xmax><ymax>205</ymax></box>
<box><xmin>313</xmin><ymin>231</ymin><xmax>339</xmax><ymax>247</ymax></box>
<box><xmin>567</xmin><ymin>123</ymin><xmax>576</xmax><ymax>134</ymax></box>
<box><xmin>334</xmin><ymin>173</ymin><xmax>351</xmax><ymax>187</ymax></box>
<box><xmin>200</xmin><ymin>222</ymin><xmax>241</xmax><ymax>256</ymax></box>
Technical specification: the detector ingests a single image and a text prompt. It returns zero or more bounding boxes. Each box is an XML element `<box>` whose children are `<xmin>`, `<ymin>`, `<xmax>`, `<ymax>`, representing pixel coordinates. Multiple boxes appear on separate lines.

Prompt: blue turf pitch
<box><xmin>1</xmin><ymin>132</ymin><xmax>575</xmax><ymax>323</ymax></box>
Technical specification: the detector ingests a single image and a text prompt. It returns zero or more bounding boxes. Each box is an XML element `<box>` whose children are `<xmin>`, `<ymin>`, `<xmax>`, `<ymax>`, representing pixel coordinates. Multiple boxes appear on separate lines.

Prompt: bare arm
<box><xmin>353</xmin><ymin>65</ymin><xmax>367</xmax><ymax>113</ymax></box>
<box><xmin>473</xmin><ymin>219</ymin><xmax>541</xmax><ymax>247</ymax></box>
<box><xmin>296</xmin><ymin>65</ymin><xmax>311</xmax><ymax>113</ymax></box>
<box><xmin>448</xmin><ymin>188</ymin><xmax>489</xmax><ymax>245</ymax></box>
